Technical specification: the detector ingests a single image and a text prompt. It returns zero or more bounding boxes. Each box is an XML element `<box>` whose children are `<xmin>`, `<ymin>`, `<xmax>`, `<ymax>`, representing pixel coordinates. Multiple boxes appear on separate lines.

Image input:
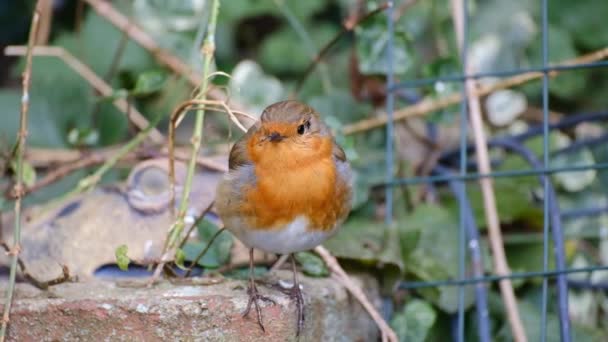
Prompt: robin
<box><xmin>215</xmin><ymin>100</ymin><xmax>353</xmax><ymax>335</ymax></box>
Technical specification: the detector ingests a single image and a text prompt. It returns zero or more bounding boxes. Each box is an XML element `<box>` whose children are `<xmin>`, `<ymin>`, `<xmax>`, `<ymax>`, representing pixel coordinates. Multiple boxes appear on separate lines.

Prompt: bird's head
<box><xmin>247</xmin><ymin>100</ymin><xmax>334</xmax><ymax>167</ymax></box>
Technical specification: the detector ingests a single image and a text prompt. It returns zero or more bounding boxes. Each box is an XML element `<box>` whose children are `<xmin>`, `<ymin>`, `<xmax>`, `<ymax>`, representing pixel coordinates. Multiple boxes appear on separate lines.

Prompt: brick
<box><xmin>2</xmin><ymin>271</ymin><xmax>380</xmax><ymax>341</ymax></box>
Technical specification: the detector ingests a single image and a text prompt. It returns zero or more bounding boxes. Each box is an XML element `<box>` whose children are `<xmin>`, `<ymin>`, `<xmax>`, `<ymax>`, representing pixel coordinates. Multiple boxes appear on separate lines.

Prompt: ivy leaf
<box><xmin>355</xmin><ymin>15</ymin><xmax>415</xmax><ymax>76</ymax></box>
<box><xmin>131</xmin><ymin>70</ymin><xmax>167</xmax><ymax>96</ymax></box>
<box><xmin>399</xmin><ymin>205</ymin><xmax>475</xmax><ymax>312</ymax></box>
<box><xmin>229</xmin><ymin>60</ymin><xmax>285</xmax><ymax>115</ymax></box>
<box><xmin>183</xmin><ymin>219</ymin><xmax>232</xmax><ymax>268</ymax></box>
<box><xmin>295</xmin><ymin>252</ymin><xmax>329</xmax><ymax>277</ymax></box>
<box><xmin>115</xmin><ymin>245</ymin><xmax>130</xmax><ymax>271</ymax></box>
<box><xmin>527</xmin><ymin>25</ymin><xmax>586</xmax><ymax>100</ymax></box>
<box><xmin>67</xmin><ymin>127</ymin><xmax>99</xmax><ymax>147</ymax></box>
<box><xmin>390</xmin><ymin>299</ymin><xmax>437</xmax><ymax>342</ymax></box>
<box><xmin>324</xmin><ymin>214</ymin><xmax>404</xmax><ymax>292</ymax></box>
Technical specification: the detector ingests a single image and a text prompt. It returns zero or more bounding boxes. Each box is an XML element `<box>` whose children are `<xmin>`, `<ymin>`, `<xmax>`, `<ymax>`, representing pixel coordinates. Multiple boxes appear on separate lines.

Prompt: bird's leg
<box><xmin>290</xmin><ymin>254</ymin><xmax>305</xmax><ymax>336</ymax></box>
<box><xmin>242</xmin><ymin>248</ymin><xmax>274</xmax><ymax>332</ymax></box>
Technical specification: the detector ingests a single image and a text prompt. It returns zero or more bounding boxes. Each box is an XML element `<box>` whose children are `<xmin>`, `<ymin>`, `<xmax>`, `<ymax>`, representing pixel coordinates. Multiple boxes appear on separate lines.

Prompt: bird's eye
<box><xmin>297</xmin><ymin>123</ymin><xmax>306</xmax><ymax>135</ymax></box>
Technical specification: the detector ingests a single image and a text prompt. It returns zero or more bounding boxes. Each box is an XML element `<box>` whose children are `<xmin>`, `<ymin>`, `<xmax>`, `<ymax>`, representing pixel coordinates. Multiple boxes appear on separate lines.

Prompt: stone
<box><xmin>1</xmin><ymin>271</ymin><xmax>380</xmax><ymax>341</ymax></box>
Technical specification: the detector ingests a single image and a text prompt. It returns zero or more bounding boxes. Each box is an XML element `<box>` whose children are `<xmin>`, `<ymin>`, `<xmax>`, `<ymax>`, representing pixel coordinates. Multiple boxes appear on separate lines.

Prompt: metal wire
<box><xmin>398</xmin><ymin>265</ymin><xmax>608</xmax><ymax>289</ymax></box>
<box><xmin>382</xmin><ymin>161</ymin><xmax>608</xmax><ymax>186</ymax></box>
<box><xmin>541</xmin><ymin>0</ymin><xmax>553</xmax><ymax>338</ymax></box>
<box><xmin>390</xmin><ymin>61</ymin><xmax>608</xmax><ymax>90</ymax></box>
<box><xmin>382</xmin><ymin>0</ymin><xmax>607</xmax><ymax>340</ymax></box>
<box><xmin>384</xmin><ymin>2</ymin><xmax>395</xmax><ymax>226</ymax></box>
<box><xmin>436</xmin><ymin>165</ymin><xmax>491</xmax><ymax>342</ymax></box>
<box><xmin>456</xmin><ymin>1</ymin><xmax>470</xmax><ymax>340</ymax></box>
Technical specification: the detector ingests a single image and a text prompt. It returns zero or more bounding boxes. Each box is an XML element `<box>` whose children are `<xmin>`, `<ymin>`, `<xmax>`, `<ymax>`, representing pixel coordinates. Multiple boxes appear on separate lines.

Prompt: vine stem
<box><xmin>151</xmin><ymin>0</ymin><xmax>221</xmax><ymax>283</ymax></box>
<box><xmin>0</xmin><ymin>2</ymin><xmax>41</xmax><ymax>340</ymax></box>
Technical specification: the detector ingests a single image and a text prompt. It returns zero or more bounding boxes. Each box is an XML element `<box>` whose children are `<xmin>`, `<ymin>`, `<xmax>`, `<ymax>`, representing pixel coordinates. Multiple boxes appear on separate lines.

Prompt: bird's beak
<box><xmin>268</xmin><ymin>131</ymin><xmax>284</xmax><ymax>142</ymax></box>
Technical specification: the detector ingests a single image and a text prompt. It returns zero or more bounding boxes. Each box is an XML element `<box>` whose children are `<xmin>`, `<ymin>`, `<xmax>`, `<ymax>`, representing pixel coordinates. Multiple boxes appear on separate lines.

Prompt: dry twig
<box><xmin>450</xmin><ymin>1</ymin><xmax>526</xmax><ymax>340</ymax></box>
<box><xmin>315</xmin><ymin>246</ymin><xmax>397</xmax><ymax>342</ymax></box>
<box><xmin>294</xmin><ymin>2</ymin><xmax>392</xmax><ymax>93</ymax></box>
<box><xmin>15</xmin><ymin>154</ymin><xmax>103</xmax><ymax>198</ymax></box>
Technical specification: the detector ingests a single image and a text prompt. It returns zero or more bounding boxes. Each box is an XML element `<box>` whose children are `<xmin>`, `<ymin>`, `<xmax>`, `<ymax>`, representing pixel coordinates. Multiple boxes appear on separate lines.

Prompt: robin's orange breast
<box><xmin>240</xmin><ymin>136</ymin><xmax>351</xmax><ymax>232</ymax></box>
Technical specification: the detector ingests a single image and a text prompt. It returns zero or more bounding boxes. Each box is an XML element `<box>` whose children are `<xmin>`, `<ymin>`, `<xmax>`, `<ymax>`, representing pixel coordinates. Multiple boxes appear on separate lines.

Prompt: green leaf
<box><xmin>551</xmin><ymin>0</ymin><xmax>608</xmax><ymax>50</ymax></box>
<box><xmin>183</xmin><ymin>219</ymin><xmax>232</xmax><ymax>268</ymax></box>
<box><xmin>220</xmin><ymin>0</ymin><xmax>324</xmax><ymax>24</ymax></box>
<box><xmin>131</xmin><ymin>70</ymin><xmax>167</xmax><ymax>96</ymax></box>
<box><xmin>0</xmin><ymin>87</ymin><xmax>73</xmax><ymax>148</ymax></box>
<box><xmin>98</xmin><ymin>89</ymin><xmax>129</xmax><ymax>103</ymax></box>
<box><xmin>355</xmin><ymin>15</ymin><xmax>415</xmax><ymax>76</ymax></box>
<box><xmin>259</xmin><ymin>24</ymin><xmax>338</xmax><ymax>74</ymax></box>
<box><xmin>527</xmin><ymin>25</ymin><xmax>586</xmax><ymax>100</ymax></box>
<box><xmin>496</xmin><ymin>300</ymin><xmax>605</xmax><ymax>341</ymax></box>
<box><xmin>67</xmin><ymin>127</ymin><xmax>100</xmax><ymax>147</ymax></box>
<box><xmin>11</xmin><ymin>160</ymin><xmax>36</xmax><ymax>188</ymax></box>
<box><xmin>53</xmin><ymin>10</ymin><xmax>155</xmax><ymax>78</ymax></box>
<box><xmin>295</xmin><ymin>252</ymin><xmax>329</xmax><ymax>277</ymax></box>
<box><xmin>390</xmin><ymin>299</ymin><xmax>437</xmax><ymax>342</ymax></box>
<box><xmin>399</xmin><ymin>205</ymin><xmax>475</xmax><ymax>312</ymax></box>
<box><xmin>115</xmin><ymin>245</ymin><xmax>130</xmax><ymax>271</ymax></box>
<box><xmin>229</xmin><ymin>60</ymin><xmax>285</xmax><ymax>115</ymax></box>
<box><xmin>324</xmin><ymin>215</ymin><xmax>404</xmax><ymax>292</ymax></box>
<box><xmin>6</xmin><ymin>9</ymin><xmax>155</xmax><ymax>148</ymax></box>
<box><xmin>175</xmin><ymin>248</ymin><xmax>187</xmax><ymax>270</ymax></box>
<box><xmin>505</xmin><ymin>242</ymin><xmax>556</xmax><ymax>288</ymax></box>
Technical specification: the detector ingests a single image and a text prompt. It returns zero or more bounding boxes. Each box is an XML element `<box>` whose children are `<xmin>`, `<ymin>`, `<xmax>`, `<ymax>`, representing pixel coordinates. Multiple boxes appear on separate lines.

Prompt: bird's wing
<box><xmin>332</xmin><ymin>141</ymin><xmax>347</xmax><ymax>162</ymax></box>
<box><xmin>228</xmin><ymin>123</ymin><xmax>259</xmax><ymax>170</ymax></box>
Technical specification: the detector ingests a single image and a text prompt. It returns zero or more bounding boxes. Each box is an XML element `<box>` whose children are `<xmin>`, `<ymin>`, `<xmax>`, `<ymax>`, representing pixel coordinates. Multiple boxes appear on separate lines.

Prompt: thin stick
<box><xmin>35</xmin><ymin>0</ymin><xmax>52</xmax><ymax>44</ymax></box>
<box><xmin>342</xmin><ymin>46</ymin><xmax>608</xmax><ymax>135</ymax></box>
<box><xmin>269</xmin><ymin>254</ymin><xmax>290</xmax><ymax>272</ymax></box>
<box><xmin>4</xmin><ymin>46</ymin><xmax>164</xmax><ymax>143</ymax></box>
<box><xmin>273</xmin><ymin>0</ymin><xmax>333</xmax><ymax>93</ymax></box>
<box><xmin>0</xmin><ymin>4</ymin><xmax>40</xmax><ymax>340</ymax></box>
<box><xmin>177</xmin><ymin>202</ymin><xmax>215</xmax><ymax>249</ymax></box>
<box><xmin>17</xmin><ymin>154</ymin><xmax>103</xmax><ymax>197</ymax></box>
<box><xmin>166</xmin><ymin>99</ymin><xmax>253</xmax><ymax>217</ymax></box>
<box><xmin>151</xmin><ymin>0</ymin><xmax>222</xmax><ymax>284</ymax></box>
<box><xmin>82</xmin><ymin>0</ymin><xmax>236</xmax><ymax>108</ymax></box>
<box><xmin>294</xmin><ymin>2</ymin><xmax>392</xmax><ymax>94</ymax></box>
<box><xmin>183</xmin><ymin>227</ymin><xmax>226</xmax><ymax>277</ymax></box>
<box><xmin>24</xmin><ymin>146</ymin><xmax>226</xmax><ymax>172</ymax></box>
<box><xmin>73</xmin><ymin>109</ymin><xmax>165</xmax><ymax>194</ymax></box>
<box><xmin>450</xmin><ymin>1</ymin><xmax>526</xmax><ymax>340</ymax></box>
<box><xmin>90</xmin><ymin>29</ymin><xmax>130</xmax><ymax>125</ymax></box>
<box><xmin>315</xmin><ymin>246</ymin><xmax>397</xmax><ymax>342</ymax></box>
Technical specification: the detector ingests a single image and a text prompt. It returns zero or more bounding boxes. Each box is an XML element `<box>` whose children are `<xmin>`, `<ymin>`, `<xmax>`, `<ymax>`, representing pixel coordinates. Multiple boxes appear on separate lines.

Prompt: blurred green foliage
<box><xmin>1</xmin><ymin>0</ymin><xmax>608</xmax><ymax>339</ymax></box>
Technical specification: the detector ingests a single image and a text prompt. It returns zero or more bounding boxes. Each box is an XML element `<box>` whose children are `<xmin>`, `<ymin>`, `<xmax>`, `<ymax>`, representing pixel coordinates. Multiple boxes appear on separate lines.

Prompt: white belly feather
<box><xmin>224</xmin><ymin>215</ymin><xmax>336</xmax><ymax>254</ymax></box>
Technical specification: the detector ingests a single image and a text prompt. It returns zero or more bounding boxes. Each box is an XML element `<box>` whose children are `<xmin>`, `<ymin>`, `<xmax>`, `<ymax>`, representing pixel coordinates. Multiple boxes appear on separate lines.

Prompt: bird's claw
<box><xmin>243</xmin><ymin>282</ymin><xmax>275</xmax><ymax>332</ymax></box>
<box><xmin>289</xmin><ymin>284</ymin><xmax>305</xmax><ymax>336</ymax></box>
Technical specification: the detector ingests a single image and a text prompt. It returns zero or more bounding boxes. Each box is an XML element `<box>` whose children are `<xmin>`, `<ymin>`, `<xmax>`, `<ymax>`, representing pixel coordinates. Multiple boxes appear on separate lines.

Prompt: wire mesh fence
<box><xmin>383</xmin><ymin>1</ymin><xmax>608</xmax><ymax>341</ymax></box>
